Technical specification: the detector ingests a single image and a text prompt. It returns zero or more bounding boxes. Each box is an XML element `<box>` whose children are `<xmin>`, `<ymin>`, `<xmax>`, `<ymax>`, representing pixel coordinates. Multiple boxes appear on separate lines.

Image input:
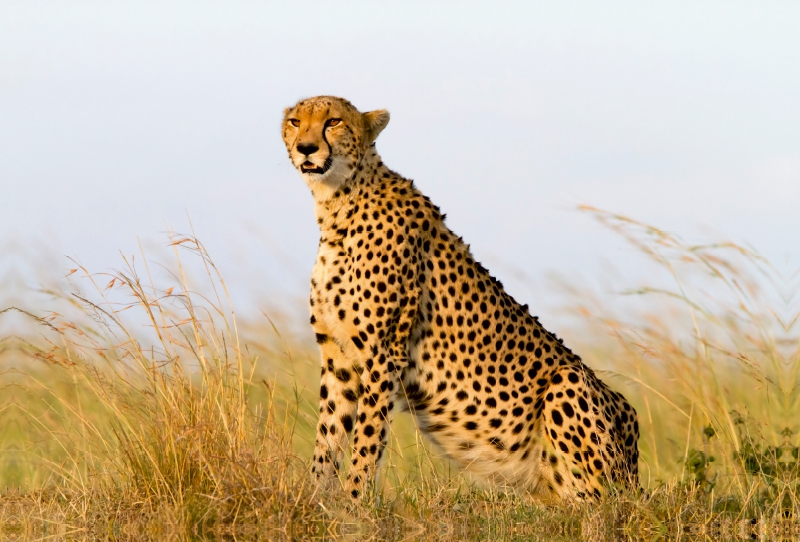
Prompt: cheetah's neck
<box><xmin>312</xmin><ymin>149</ymin><xmax>385</xmax><ymax>232</ymax></box>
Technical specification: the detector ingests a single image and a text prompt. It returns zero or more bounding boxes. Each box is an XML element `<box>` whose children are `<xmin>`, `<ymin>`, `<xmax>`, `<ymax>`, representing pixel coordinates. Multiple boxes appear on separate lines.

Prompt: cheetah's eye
<box><xmin>289</xmin><ymin>119</ymin><xmax>300</xmax><ymax>127</ymax></box>
<box><xmin>326</xmin><ymin>119</ymin><xmax>342</xmax><ymax>127</ymax></box>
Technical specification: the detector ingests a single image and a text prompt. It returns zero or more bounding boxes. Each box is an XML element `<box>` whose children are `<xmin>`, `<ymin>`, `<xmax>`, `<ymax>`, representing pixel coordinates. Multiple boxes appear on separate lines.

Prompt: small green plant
<box><xmin>683</xmin><ymin>424</ymin><xmax>717</xmax><ymax>492</ymax></box>
<box><xmin>733</xmin><ymin>416</ymin><xmax>800</xmax><ymax>514</ymax></box>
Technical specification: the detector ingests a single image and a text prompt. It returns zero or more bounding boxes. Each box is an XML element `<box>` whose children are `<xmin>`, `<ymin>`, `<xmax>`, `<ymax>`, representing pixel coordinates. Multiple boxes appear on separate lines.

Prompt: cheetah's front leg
<box><xmin>345</xmin><ymin>294</ymin><xmax>419</xmax><ymax>500</ymax></box>
<box><xmin>344</xmin><ymin>350</ymin><xmax>401</xmax><ymax>499</ymax></box>
<box><xmin>311</xmin><ymin>321</ymin><xmax>359</xmax><ymax>483</ymax></box>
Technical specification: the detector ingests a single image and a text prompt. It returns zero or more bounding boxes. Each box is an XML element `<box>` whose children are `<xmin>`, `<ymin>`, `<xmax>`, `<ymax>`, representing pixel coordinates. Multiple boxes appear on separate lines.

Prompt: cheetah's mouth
<box><xmin>301</xmin><ymin>157</ymin><xmax>333</xmax><ymax>175</ymax></box>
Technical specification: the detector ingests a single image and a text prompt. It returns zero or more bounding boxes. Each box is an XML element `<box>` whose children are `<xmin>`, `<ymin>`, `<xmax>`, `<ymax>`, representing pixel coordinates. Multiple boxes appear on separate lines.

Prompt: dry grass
<box><xmin>1</xmin><ymin>209</ymin><xmax>798</xmax><ymax>541</ymax></box>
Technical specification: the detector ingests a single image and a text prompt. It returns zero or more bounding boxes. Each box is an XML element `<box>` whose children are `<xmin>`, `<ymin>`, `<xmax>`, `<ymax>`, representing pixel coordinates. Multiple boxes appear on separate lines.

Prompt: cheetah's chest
<box><xmin>310</xmin><ymin>238</ymin><xmax>358</xmax><ymax>344</ymax></box>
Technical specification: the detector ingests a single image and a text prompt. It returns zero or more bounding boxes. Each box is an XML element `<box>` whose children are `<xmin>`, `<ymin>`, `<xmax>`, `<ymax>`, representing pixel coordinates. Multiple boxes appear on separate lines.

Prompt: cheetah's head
<box><xmin>282</xmin><ymin>96</ymin><xmax>390</xmax><ymax>198</ymax></box>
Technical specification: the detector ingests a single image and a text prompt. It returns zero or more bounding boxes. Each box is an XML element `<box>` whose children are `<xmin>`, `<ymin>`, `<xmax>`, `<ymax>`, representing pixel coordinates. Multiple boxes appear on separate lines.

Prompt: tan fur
<box><xmin>282</xmin><ymin>96</ymin><xmax>639</xmax><ymax>501</ymax></box>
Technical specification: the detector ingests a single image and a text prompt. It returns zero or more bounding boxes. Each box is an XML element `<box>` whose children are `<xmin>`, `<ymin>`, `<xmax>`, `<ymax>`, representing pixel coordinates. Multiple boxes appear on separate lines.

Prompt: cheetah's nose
<box><xmin>297</xmin><ymin>142</ymin><xmax>319</xmax><ymax>156</ymax></box>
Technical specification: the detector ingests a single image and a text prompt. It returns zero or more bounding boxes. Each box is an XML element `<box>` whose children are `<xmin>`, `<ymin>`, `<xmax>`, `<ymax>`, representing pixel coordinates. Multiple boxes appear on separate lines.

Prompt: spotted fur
<box><xmin>282</xmin><ymin>96</ymin><xmax>639</xmax><ymax>501</ymax></box>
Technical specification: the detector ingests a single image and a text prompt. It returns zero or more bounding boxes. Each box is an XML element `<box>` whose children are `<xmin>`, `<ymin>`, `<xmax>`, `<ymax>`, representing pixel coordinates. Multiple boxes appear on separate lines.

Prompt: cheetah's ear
<box><xmin>363</xmin><ymin>109</ymin><xmax>390</xmax><ymax>143</ymax></box>
<box><xmin>283</xmin><ymin>107</ymin><xmax>292</xmax><ymax>118</ymax></box>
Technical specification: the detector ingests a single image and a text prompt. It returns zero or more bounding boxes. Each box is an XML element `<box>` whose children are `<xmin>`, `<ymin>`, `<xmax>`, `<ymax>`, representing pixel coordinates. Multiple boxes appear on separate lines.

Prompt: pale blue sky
<box><xmin>3</xmin><ymin>1</ymin><xmax>799</xmax><ymax>319</ymax></box>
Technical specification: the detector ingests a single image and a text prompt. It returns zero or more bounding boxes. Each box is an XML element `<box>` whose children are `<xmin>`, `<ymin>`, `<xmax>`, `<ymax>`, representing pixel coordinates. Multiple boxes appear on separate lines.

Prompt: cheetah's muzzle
<box><xmin>301</xmin><ymin>157</ymin><xmax>332</xmax><ymax>175</ymax></box>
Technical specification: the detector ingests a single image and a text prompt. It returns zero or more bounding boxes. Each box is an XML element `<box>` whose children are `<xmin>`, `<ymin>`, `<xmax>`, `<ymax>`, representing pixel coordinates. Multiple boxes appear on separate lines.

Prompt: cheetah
<box><xmin>281</xmin><ymin>96</ymin><xmax>639</xmax><ymax>501</ymax></box>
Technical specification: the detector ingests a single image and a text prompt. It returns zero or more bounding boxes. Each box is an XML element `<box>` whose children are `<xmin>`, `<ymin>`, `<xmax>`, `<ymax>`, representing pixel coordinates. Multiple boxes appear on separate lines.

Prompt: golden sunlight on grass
<box><xmin>0</xmin><ymin>209</ymin><xmax>797</xmax><ymax>540</ymax></box>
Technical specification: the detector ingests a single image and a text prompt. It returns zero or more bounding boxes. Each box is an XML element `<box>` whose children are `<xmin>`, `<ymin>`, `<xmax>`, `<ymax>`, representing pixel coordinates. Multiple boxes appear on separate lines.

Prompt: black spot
<box><xmin>562</xmin><ymin>403</ymin><xmax>575</xmax><ymax>418</ymax></box>
<box><xmin>552</xmin><ymin>410</ymin><xmax>563</xmax><ymax>426</ymax></box>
